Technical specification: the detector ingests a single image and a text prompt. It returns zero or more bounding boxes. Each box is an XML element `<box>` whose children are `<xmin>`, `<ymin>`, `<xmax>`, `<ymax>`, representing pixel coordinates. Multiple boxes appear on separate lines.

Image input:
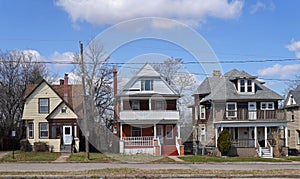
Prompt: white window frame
<box><xmin>39</xmin><ymin>123</ymin><xmax>49</xmax><ymax>138</ymax></box>
<box><xmin>226</xmin><ymin>102</ymin><xmax>237</xmax><ymax>117</ymax></box>
<box><xmin>155</xmin><ymin>100</ymin><xmax>165</xmax><ymax>110</ymax></box>
<box><xmin>200</xmin><ymin>105</ymin><xmax>205</xmax><ymax>119</ymax></box>
<box><xmin>132</xmin><ymin>100</ymin><xmax>140</xmax><ymax>110</ymax></box>
<box><xmin>166</xmin><ymin>125</ymin><xmax>173</xmax><ymax>139</ymax></box>
<box><xmin>141</xmin><ymin>80</ymin><xmax>153</xmax><ymax>91</ymax></box>
<box><xmin>247</xmin><ymin>80</ymin><xmax>253</xmax><ymax>92</ymax></box>
<box><xmin>260</xmin><ymin>102</ymin><xmax>274</xmax><ymax>110</ymax></box>
<box><xmin>28</xmin><ymin>122</ymin><xmax>34</xmax><ymax>139</ymax></box>
<box><xmin>238</xmin><ymin>79</ymin><xmax>254</xmax><ymax>93</ymax></box>
<box><xmin>298</xmin><ymin>131</ymin><xmax>300</xmax><ymax>145</ymax></box>
<box><xmin>240</xmin><ymin>79</ymin><xmax>245</xmax><ymax>92</ymax></box>
<box><xmin>201</xmin><ymin>127</ymin><xmax>206</xmax><ymax>142</ymax></box>
<box><xmin>131</xmin><ymin>126</ymin><xmax>142</xmax><ymax>137</ymax></box>
<box><xmin>39</xmin><ymin>98</ymin><xmax>49</xmax><ymax>113</ymax></box>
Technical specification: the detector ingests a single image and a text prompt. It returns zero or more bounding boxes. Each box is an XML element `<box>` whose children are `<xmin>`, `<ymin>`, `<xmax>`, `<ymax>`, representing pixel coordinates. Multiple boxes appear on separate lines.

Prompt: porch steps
<box><xmin>60</xmin><ymin>145</ymin><xmax>72</xmax><ymax>153</ymax></box>
<box><xmin>261</xmin><ymin>148</ymin><xmax>273</xmax><ymax>158</ymax></box>
<box><xmin>162</xmin><ymin>145</ymin><xmax>178</xmax><ymax>156</ymax></box>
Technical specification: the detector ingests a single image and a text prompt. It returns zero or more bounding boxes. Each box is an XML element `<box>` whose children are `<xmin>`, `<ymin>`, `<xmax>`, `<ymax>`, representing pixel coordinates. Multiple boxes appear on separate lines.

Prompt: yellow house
<box><xmin>22</xmin><ymin>74</ymin><xmax>82</xmax><ymax>152</ymax></box>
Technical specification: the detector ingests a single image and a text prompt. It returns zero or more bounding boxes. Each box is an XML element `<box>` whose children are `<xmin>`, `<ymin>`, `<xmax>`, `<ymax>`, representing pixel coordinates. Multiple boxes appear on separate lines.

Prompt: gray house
<box><xmin>283</xmin><ymin>84</ymin><xmax>300</xmax><ymax>154</ymax></box>
<box><xmin>191</xmin><ymin>69</ymin><xmax>288</xmax><ymax>157</ymax></box>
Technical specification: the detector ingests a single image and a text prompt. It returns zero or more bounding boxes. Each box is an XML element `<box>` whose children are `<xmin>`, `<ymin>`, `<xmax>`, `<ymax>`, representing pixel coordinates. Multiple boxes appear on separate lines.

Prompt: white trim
<box><xmin>226</xmin><ymin>102</ymin><xmax>237</xmax><ymax>117</ymax></box>
<box><xmin>200</xmin><ymin>105</ymin><xmax>205</xmax><ymax>119</ymax></box>
<box><xmin>260</xmin><ymin>102</ymin><xmax>274</xmax><ymax>110</ymax></box>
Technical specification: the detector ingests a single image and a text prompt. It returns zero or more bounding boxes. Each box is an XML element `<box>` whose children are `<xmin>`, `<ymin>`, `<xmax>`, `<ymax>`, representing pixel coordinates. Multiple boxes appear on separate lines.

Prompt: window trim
<box><xmin>38</xmin><ymin>98</ymin><xmax>49</xmax><ymax>114</ymax></box>
<box><xmin>166</xmin><ymin>125</ymin><xmax>173</xmax><ymax>139</ymax></box>
<box><xmin>226</xmin><ymin>102</ymin><xmax>237</xmax><ymax>117</ymax></box>
<box><xmin>260</xmin><ymin>102</ymin><xmax>274</xmax><ymax>110</ymax></box>
<box><xmin>28</xmin><ymin>122</ymin><xmax>34</xmax><ymax>139</ymax></box>
<box><xmin>39</xmin><ymin>122</ymin><xmax>49</xmax><ymax>139</ymax></box>
<box><xmin>141</xmin><ymin>79</ymin><xmax>153</xmax><ymax>91</ymax></box>
<box><xmin>298</xmin><ymin>130</ymin><xmax>300</xmax><ymax>145</ymax></box>
<box><xmin>200</xmin><ymin>105</ymin><xmax>205</xmax><ymax>119</ymax></box>
<box><xmin>238</xmin><ymin>79</ymin><xmax>254</xmax><ymax>93</ymax></box>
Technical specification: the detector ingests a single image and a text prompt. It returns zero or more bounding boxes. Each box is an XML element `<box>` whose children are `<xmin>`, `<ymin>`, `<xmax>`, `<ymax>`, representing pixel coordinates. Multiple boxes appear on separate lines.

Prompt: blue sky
<box><xmin>0</xmin><ymin>0</ymin><xmax>299</xmax><ymax>94</ymax></box>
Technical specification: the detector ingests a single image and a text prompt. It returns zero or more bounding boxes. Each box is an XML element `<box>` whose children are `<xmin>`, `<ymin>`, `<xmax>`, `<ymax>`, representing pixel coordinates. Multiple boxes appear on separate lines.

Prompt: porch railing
<box><xmin>225</xmin><ymin>109</ymin><xmax>285</xmax><ymax>121</ymax></box>
<box><xmin>231</xmin><ymin>139</ymin><xmax>255</xmax><ymax>148</ymax></box>
<box><xmin>123</xmin><ymin>136</ymin><xmax>154</xmax><ymax>146</ymax></box>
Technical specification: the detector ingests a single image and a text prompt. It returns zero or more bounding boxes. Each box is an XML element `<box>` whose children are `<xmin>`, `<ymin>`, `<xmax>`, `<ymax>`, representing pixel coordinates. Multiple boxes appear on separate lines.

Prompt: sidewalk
<box><xmin>0</xmin><ymin>151</ymin><xmax>10</xmax><ymax>159</ymax></box>
<box><xmin>52</xmin><ymin>153</ymin><xmax>71</xmax><ymax>163</ymax></box>
<box><xmin>168</xmin><ymin>156</ymin><xmax>185</xmax><ymax>162</ymax></box>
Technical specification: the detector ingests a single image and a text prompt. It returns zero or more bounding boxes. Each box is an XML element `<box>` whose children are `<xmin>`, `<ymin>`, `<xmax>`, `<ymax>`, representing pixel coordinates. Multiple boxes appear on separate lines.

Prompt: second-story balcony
<box><xmin>224</xmin><ymin>109</ymin><xmax>285</xmax><ymax>121</ymax></box>
<box><xmin>119</xmin><ymin>110</ymin><xmax>180</xmax><ymax>121</ymax></box>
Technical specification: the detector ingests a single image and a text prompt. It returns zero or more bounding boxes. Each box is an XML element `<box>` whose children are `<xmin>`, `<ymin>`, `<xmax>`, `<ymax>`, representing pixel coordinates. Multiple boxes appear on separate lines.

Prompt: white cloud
<box><xmin>22</xmin><ymin>50</ymin><xmax>44</xmax><ymax>61</ymax></box>
<box><xmin>257</xmin><ymin>64</ymin><xmax>300</xmax><ymax>78</ymax></box>
<box><xmin>250</xmin><ymin>1</ymin><xmax>275</xmax><ymax>14</ymax></box>
<box><xmin>286</xmin><ymin>40</ymin><xmax>300</xmax><ymax>58</ymax></box>
<box><xmin>55</xmin><ymin>0</ymin><xmax>243</xmax><ymax>27</ymax></box>
<box><xmin>50</xmin><ymin>51</ymin><xmax>74</xmax><ymax>62</ymax></box>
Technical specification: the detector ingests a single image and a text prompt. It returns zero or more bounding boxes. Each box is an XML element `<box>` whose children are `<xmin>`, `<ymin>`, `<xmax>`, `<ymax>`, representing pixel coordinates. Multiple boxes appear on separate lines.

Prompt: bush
<box><xmin>217</xmin><ymin>129</ymin><xmax>232</xmax><ymax>156</ymax></box>
<box><xmin>33</xmin><ymin>142</ymin><xmax>49</xmax><ymax>152</ymax></box>
<box><xmin>20</xmin><ymin>139</ymin><xmax>32</xmax><ymax>152</ymax></box>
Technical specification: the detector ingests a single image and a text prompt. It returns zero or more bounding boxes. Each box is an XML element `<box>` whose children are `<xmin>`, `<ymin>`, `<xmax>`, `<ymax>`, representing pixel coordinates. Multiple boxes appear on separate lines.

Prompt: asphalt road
<box><xmin>0</xmin><ymin>162</ymin><xmax>300</xmax><ymax>172</ymax></box>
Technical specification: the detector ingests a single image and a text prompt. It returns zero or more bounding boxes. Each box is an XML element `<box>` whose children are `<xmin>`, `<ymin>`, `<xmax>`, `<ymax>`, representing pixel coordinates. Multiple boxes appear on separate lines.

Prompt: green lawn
<box><xmin>67</xmin><ymin>152</ymin><xmax>117</xmax><ymax>162</ymax></box>
<box><xmin>179</xmin><ymin>155</ymin><xmax>292</xmax><ymax>163</ymax></box>
<box><xmin>0</xmin><ymin>152</ymin><xmax>61</xmax><ymax>162</ymax></box>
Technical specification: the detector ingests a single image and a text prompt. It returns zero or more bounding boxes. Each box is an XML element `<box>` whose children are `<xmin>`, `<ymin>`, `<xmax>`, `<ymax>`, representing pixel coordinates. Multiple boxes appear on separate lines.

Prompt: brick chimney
<box><xmin>212</xmin><ymin>70</ymin><xmax>222</xmax><ymax>77</ymax></box>
<box><xmin>64</xmin><ymin>73</ymin><xmax>68</xmax><ymax>103</ymax></box>
<box><xmin>113</xmin><ymin>69</ymin><xmax>118</xmax><ymax>120</ymax></box>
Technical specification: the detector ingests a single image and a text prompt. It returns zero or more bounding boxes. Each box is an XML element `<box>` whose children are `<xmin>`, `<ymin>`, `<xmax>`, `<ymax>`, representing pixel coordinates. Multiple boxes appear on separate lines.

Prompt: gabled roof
<box><xmin>194</xmin><ymin>69</ymin><xmax>283</xmax><ymax>102</ymax></box>
<box><xmin>118</xmin><ymin>63</ymin><xmax>179</xmax><ymax>97</ymax></box>
<box><xmin>286</xmin><ymin>84</ymin><xmax>300</xmax><ymax>106</ymax></box>
<box><xmin>24</xmin><ymin>80</ymin><xmax>82</xmax><ymax>112</ymax></box>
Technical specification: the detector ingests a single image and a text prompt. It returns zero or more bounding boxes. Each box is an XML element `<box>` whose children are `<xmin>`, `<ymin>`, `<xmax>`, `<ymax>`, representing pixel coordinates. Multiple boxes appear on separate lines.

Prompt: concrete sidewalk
<box><xmin>0</xmin><ymin>151</ymin><xmax>10</xmax><ymax>159</ymax></box>
<box><xmin>52</xmin><ymin>153</ymin><xmax>71</xmax><ymax>163</ymax></box>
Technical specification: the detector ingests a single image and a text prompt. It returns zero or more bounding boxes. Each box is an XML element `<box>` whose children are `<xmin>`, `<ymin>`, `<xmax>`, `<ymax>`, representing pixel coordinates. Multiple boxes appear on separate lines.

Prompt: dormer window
<box><xmin>238</xmin><ymin>79</ymin><xmax>254</xmax><ymax>93</ymax></box>
<box><xmin>141</xmin><ymin>80</ymin><xmax>153</xmax><ymax>91</ymax></box>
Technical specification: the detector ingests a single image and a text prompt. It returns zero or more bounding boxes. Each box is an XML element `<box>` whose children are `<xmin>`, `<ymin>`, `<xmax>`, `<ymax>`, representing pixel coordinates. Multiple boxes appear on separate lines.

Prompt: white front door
<box><xmin>248</xmin><ymin>102</ymin><xmax>257</xmax><ymax>120</ymax></box>
<box><xmin>63</xmin><ymin>126</ymin><xmax>72</xmax><ymax>145</ymax></box>
<box><xmin>157</xmin><ymin>125</ymin><xmax>164</xmax><ymax>145</ymax></box>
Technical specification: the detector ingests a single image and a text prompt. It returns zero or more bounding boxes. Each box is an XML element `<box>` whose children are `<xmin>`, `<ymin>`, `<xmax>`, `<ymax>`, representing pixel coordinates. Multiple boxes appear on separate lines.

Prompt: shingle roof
<box><xmin>194</xmin><ymin>69</ymin><xmax>283</xmax><ymax>102</ymax></box>
<box><xmin>291</xmin><ymin>84</ymin><xmax>300</xmax><ymax>104</ymax></box>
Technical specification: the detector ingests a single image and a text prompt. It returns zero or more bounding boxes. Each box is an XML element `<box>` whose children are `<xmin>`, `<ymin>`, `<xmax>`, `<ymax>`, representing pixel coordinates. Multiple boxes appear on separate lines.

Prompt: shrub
<box><xmin>217</xmin><ymin>129</ymin><xmax>232</xmax><ymax>156</ymax></box>
<box><xmin>33</xmin><ymin>142</ymin><xmax>49</xmax><ymax>152</ymax></box>
<box><xmin>20</xmin><ymin>139</ymin><xmax>32</xmax><ymax>152</ymax></box>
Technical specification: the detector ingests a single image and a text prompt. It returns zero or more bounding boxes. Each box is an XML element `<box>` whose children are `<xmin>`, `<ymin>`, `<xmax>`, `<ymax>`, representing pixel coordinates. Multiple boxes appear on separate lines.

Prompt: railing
<box><xmin>231</xmin><ymin>139</ymin><xmax>255</xmax><ymax>148</ymax></box>
<box><xmin>157</xmin><ymin>137</ymin><xmax>161</xmax><ymax>156</ymax></box>
<box><xmin>120</xmin><ymin>110</ymin><xmax>180</xmax><ymax>120</ymax></box>
<box><xmin>225</xmin><ymin>109</ymin><xmax>285</xmax><ymax>121</ymax></box>
<box><xmin>256</xmin><ymin>140</ymin><xmax>262</xmax><ymax>157</ymax></box>
<box><xmin>175</xmin><ymin>136</ymin><xmax>180</xmax><ymax>156</ymax></box>
<box><xmin>267</xmin><ymin>141</ymin><xmax>273</xmax><ymax>157</ymax></box>
<box><xmin>123</xmin><ymin>136</ymin><xmax>154</xmax><ymax>146</ymax></box>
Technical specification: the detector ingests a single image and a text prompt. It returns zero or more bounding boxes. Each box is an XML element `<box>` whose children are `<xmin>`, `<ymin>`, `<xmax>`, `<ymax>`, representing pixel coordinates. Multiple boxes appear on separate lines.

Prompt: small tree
<box><xmin>217</xmin><ymin>129</ymin><xmax>232</xmax><ymax>156</ymax></box>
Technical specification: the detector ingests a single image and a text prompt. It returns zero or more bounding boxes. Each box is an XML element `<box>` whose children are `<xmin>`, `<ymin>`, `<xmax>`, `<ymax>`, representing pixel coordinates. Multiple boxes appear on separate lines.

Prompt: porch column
<box><xmin>149</xmin><ymin>98</ymin><xmax>151</xmax><ymax>110</ymax></box>
<box><xmin>221</xmin><ymin>126</ymin><xmax>223</xmax><ymax>131</ymax></box>
<box><xmin>254</xmin><ymin>126</ymin><xmax>257</xmax><ymax>147</ymax></box>
<box><xmin>120</xmin><ymin>123</ymin><xmax>123</xmax><ymax>140</ymax></box>
<box><xmin>264</xmin><ymin>126</ymin><xmax>268</xmax><ymax>147</ymax></box>
<box><xmin>177</xmin><ymin>124</ymin><xmax>181</xmax><ymax>138</ymax></box>
<box><xmin>285</xmin><ymin>126</ymin><xmax>288</xmax><ymax>147</ymax></box>
<box><xmin>215</xmin><ymin>127</ymin><xmax>218</xmax><ymax>147</ymax></box>
<box><xmin>154</xmin><ymin>124</ymin><xmax>157</xmax><ymax>139</ymax></box>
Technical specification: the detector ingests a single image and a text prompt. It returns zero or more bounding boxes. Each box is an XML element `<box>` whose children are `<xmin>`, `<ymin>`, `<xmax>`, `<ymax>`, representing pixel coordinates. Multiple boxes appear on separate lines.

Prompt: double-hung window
<box><xmin>200</xmin><ymin>105</ymin><xmax>205</xmax><ymax>119</ymax></box>
<box><xmin>28</xmin><ymin>122</ymin><xmax>34</xmax><ymax>139</ymax></box>
<box><xmin>132</xmin><ymin>126</ymin><xmax>141</xmax><ymax>137</ymax></box>
<box><xmin>240</xmin><ymin>80</ymin><xmax>245</xmax><ymax>92</ymax></box>
<box><xmin>226</xmin><ymin>102</ymin><xmax>237</xmax><ymax>117</ymax></box>
<box><xmin>260</xmin><ymin>102</ymin><xmax>274</xmax><ymax>110</ymax></box>
<box><xmin>247</xmin><ymin>80</ymin><xmax>253</xmax><ymax>92</ymax></box>
<box><xmin>141</xmin><ymin>80</ymin><xmax>153</xmax><ymax>91</ymax></box>
<box><xmin>297</xmin><ymin>131</ymin><xmax>300</xmax><ymax>144</ymax></box>
<box><xmin>39</xmin><ymin>123</ymin><xmax>49</xmax><ymax>138</ymax></box>
<box><xmin>39</xmin><ymin>98</ymin><xmax>49</xmax><ymax>113</ymax></box>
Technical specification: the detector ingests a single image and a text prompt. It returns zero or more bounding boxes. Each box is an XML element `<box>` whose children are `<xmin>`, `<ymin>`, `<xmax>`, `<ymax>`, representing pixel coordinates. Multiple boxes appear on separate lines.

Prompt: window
<box><xmin>247</xmin><ymin>80</ymin><xmax>252</xmax><ymax>92</ymax></box>
<box><xmin>291</xmin><ymin>110</ymin><xmax>295</xmax><ymax>121</ymax></box>
<box><xmin>226</xmin><ymin>102</ymin><xmax>237</xmax><ymax>117</ymax></box>
<box><xmin>240</xmin><ymin>80</ymin><xmax>245</xmax><ymax>92</ymax></box>
<box><xmin>260</xmin><ymin>102</ymin><xmax>274</xmax><ymax>110</ymax></box>
<box><xmin>51</xmin><ymin>125</ymin><xmax>61</xmax><ymax>139</ymax></box>
<box><xmin>132</xmin><ymin>126</ymin><xmax>141</xmax><ymax>137</ymax></box>
<box><xmin>132</xmin><ymin>101</ymin><xmax>140</xmax><ymax>110</ymax></box>
<box><xmin>39</xmin><ymin>98</ymin><xmax>49</xmax><ymax>113</ymax></box>
<box><xmin>39</xmin><ymin>123</ymin><xmax>48</xmax><ymax>138</ymax></box>
<box><xmin>166</xmin><ymin>125</ymin><xmax>173</xmax><ymax>139</ymax></box>
<box><xmin>61</xmin><ymin>106</ymin><xmax>67</xmax><ymax>113</ymax></box>
<box><xmin>155</xmin><ymin>101</ymin><xmax>165</xmax><ymax>110</ymax></box>
<box><xmin>28</xmin><ymin>122</ymin><xmax>34</xmax><ymax>139</ymax></box>
<box><xmin>200</xmin><ymin>105</ymin><xmax>205</xmax><ymax>119</ymax></box>
<box><xmin>201</xmin><ymin>127</ymin><xmax>206</xmax><ymax>142</ymax></box>
<box><xmin>298</xmin><ymin>131</ymin><xmax>300</xmax><ymax>144</ymax></box>
<box><xmin>141</xmin><ymin>80</ymin><xmax>153</xmax><ymax>91</ymax></box>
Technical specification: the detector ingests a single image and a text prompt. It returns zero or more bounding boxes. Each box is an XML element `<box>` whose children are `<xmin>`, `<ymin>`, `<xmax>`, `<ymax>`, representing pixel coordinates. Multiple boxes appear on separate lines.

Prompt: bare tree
<box><xmin>74</xmin><ymin>41</ymin><xmax>114</xmax><ymax>152</ymax></box>
<box><xmin>0</xmin><ymin>50</ymin><xmax>47</xmax><ymax>147</ymax></box>
<box><xmin>285</xmin><ymin>75</ymin><xmax>300</xmax><ymax>93</ymax></box>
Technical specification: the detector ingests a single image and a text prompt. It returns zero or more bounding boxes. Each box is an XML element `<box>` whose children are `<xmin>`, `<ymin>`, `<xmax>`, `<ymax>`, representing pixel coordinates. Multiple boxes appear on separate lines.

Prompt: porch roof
<box><xmin>214</xmin><ymin>120</ymin><xmax>288</xmax><ymax>127</ymax></box>
<box><xmin>119</xmin><ymin>119</ymin><xmax>179</xmax><ymax>125</ymax></box>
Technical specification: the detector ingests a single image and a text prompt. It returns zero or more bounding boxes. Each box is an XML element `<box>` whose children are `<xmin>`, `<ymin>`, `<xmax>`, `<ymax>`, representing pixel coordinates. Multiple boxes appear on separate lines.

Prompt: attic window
<box><xmin>238</xmin><ymin>79</ymin><xmax>253</xmax><ymax>93</ymax></box>
<box><xmin>141</xmin><ymin>80</ymin><xmax>153</xmax><ymax>91</ymax></box>
<box><xmin>61</xmin><ymin>106</ymin><xmax>67</xmax><ymax>113</ymax></box>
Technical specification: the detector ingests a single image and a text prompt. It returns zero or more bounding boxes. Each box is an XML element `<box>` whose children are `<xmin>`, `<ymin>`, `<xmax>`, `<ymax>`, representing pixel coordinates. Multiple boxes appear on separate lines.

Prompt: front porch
<box><xmin>119</xmin><ymin>123</ymin><xmax>184</xmax><ymax>156</ymax></box>
<box><xmin>215</xmin><ymin>124</ymin><xmax>288</xmax><ymax>158</ymax></box>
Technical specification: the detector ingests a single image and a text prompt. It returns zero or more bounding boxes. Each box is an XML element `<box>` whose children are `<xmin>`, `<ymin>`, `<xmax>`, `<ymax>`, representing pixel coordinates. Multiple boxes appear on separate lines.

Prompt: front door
<box><xmin>157</xmin><ymin>125</ymin><xmax>164</xmax><ymax>145</ymax></box>
<box><xmin>248</xmin><ymin>102</ymin><xmax>257</xmax><ymax>120</ymax></box>
<box><xmin>63</xmin><ymin>126</ymin><xmax>72</xmax><ymax>145</ymax></box>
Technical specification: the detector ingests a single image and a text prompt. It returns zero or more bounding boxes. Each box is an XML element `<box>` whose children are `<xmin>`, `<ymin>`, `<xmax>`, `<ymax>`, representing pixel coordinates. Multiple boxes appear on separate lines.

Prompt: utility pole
<box><xmin>80</xmin><ymin>41</ymin><xmax>89</xmax><ymax>160</ymax></box>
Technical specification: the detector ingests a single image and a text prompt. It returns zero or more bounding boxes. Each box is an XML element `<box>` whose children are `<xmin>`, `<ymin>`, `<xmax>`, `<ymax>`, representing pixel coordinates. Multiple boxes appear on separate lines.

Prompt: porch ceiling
<box><xmin>119</xmin><ymin>119</ymin><xmax>178</xmax><ymax>125</ymax></box>
<box><xmin>214</xmin><ymin>120</ymin><xmax>288</xmax><ymax>127</ymax></box>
